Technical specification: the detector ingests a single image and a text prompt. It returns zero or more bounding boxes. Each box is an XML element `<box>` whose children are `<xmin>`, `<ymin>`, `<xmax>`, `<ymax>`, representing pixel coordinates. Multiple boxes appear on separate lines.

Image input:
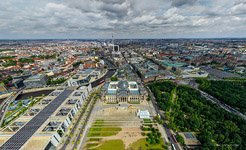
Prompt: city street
<box><xmin>198</xmin><ymin>88</ymin><xmax>246</xmax><ymax>121</ymax></box>
<box><xmin>60</xmin><ymin>91</ymin><xmax>99</xmax><ymax>150</ymax></box>
<box><xmin>145</xmin><ymin>86</ymin><xmax>182</xmax><ymax>150</ymax></box>
<box><xmin>0</xmin><ymin>90</ymin><xmax>23</xmax><ymax>126</ymax></box>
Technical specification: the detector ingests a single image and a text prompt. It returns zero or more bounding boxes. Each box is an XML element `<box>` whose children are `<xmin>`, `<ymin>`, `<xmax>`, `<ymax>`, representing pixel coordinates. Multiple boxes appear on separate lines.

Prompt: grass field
<box><xmin>87</xmin><ymin>138</ymin><xmax>101</xmax><ymax>142</ymax></box>
<box><xmin>90</xmin><ymin>127</ymin><xmax>121</xmax><ymax>132</ymax></box>
<box><xmin>86</xmin><ymin>143</ymin><xmax>99</xmax><ymax>149</ymax></box>
<box><xmin>128</xmin><ymin>138</ymin><xmax>166</xmax><ymax>150</ymax></box>
<box><xmin>87</xmin><ymin>120</ymin><xmax>122</xmax><ymax>137</ymax></box>
<box><xmin>87</xmin><ymin>131</ymin><xmax>120</xmax><ymax>137</ymax></box>
<box><xmin>94</xmin><ymin>140</ymin><xmax>125</xmax><ymax>150</ymax></box>
<box><xmin>94</xmin><ymin>120</ymin><xmax>104</xmax><ymax>124</ymax></box>
<box><xmin>143</xmin><ymin>119</ymin><xmax>152</xmax><ymax>123</ymax></box>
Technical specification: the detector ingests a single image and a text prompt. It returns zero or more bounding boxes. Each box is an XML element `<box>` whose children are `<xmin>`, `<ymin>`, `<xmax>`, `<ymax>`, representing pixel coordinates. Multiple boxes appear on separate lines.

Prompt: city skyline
<box><xmin>0</xmin><ymin>0</ymin><xmax>246</xmax><ymax>39</ymax></box>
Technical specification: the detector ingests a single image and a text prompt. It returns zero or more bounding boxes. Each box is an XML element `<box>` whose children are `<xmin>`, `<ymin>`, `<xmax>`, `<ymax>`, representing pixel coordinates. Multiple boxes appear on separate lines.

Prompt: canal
<box><xmin>16</xmin><ymin>90</ymin><xmax>54</xmax><ymax>100</ymax></box>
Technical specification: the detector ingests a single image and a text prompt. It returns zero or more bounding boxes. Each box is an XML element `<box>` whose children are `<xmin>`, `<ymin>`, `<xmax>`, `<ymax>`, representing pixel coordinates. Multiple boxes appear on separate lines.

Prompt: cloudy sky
<box><xmin>0</xmin><ymin>0</ymin><xmax>246</xmax><ymax>39</ymax></box>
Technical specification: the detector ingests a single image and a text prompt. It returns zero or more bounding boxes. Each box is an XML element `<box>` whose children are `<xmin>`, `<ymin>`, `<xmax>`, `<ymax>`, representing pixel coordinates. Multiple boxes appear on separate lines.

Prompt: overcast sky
<box><xmin>0</xmin><ymin>0</ymin><xmax>246</xmax><ymax>39</ymax></box>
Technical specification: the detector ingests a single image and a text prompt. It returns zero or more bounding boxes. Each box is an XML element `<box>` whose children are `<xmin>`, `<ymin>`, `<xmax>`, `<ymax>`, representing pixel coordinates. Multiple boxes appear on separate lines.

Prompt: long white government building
<box><xmin>0</xmin><ymin>84</ymin><xmax>92</xmax><ymax>150</ymax></box>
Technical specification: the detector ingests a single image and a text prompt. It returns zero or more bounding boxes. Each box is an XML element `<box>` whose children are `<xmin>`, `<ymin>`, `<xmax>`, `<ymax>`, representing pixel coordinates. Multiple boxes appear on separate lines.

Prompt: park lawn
<box><xmin>88</xmin><ymin>120</ymin><xmax>121</xmax><ymax>137</ymax></box>
<box><xmin>5</xmin><ymin>111</ymin><xmax>13</xmax><ymax>118</ymax></box>
<box><xmin>92</xmin><ymin>124</ymin><xmax>122</xmax><ymax>127</ymax></box>
<box><xmin>128</xmin><ymin>101</ymin><xmax>140</xmax><ymax>104</ymax></box>
<box><xmin>89</xmin><ymin>127</ymin><xmax>121</xmax><ymax>132</ymax></box>
<box><xmin>87</xmin><ymin>138</ymin><xmax>102</xmax><ymax>142</ymax></box>
<box><xmin>94</xmin><ymin>140</ymin><xmax>125</xmax><ymax>150</ymax></box>
<box><xmin>86</xmin><ymin>143</ymin><xmax>99</xmax><ymax>149</ymax></box>
<box><xmin>143</xmin><ymin>119</ymin><xmax>152</xmax><ymax>123</ymax></box>
<box><xmin>87</xmin><ymin>131</ymin><xmax>120</xmax><ymax>137</ymax></box>
<box><xmin>128</xmin><ymin>138</ymin><xmax>166</xmax><ymax>150</ymax></box>
<box><xmin>94</xmin><ymin>120</ymin><xmax>104</xmax><ymax>124</ymax></box>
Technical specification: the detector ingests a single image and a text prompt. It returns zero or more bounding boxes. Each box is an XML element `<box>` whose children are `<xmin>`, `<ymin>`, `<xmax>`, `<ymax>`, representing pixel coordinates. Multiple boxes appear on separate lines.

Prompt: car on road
<box><xmin>171</xmin><ymin>143</ymin><xmax>177</xmax><ymax>150</ymax></box>
<box><xmin>172</xmin><ymin>134</ymin><xmax>177</xmax><ymax>143</ymax></box>
<box><xmin>99</xmin><ymin>79</ymin><xmax>105</xmax><ymax>84</ymax></box>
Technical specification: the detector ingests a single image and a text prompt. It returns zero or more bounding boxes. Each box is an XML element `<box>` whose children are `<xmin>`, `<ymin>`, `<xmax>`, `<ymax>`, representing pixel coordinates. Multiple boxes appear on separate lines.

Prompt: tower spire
<box><xmin>112</xmin><ymin>33</ymin><xmax>114</xmax><ymax>45</ymax></box>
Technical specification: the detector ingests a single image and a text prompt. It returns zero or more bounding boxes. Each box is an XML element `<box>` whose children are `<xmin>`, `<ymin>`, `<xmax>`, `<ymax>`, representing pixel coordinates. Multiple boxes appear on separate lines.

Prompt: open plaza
<box><xmin>81</xmin><ymin>96</ymin><xmax>167</xmax><ymax>150</ymax></box>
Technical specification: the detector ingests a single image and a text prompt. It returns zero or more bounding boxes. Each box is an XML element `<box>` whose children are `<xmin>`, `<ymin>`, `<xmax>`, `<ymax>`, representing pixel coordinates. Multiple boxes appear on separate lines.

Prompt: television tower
<box><xmin>112</xmin><ymin>34</ymin><xmax>114</xmax><ymax>45</ymax></box>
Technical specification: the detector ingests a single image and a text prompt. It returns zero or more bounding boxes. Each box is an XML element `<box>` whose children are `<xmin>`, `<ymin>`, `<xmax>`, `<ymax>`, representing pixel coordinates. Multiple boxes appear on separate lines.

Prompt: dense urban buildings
<box><xmin>23</xmin><ymin>74</ymin><xmax>48</xmax><ymax>88</ymax></box>
<box><xmin>0</xmin><ymin>0</ymin><xmax>246</xmax><ymax>149</ymax></box>
<box><xmin>0</xmin><ymin>84</ymin><xmax>92</xmax><ymax>150</ymax></box>
<box><xmin>0</xmin><ymin>39</ymin><xmax>245</xmax><ymax>150</ymax></box>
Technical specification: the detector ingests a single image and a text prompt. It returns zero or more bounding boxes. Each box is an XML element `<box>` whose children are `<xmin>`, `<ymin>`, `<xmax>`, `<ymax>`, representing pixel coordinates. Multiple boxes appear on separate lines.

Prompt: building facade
<box><xmin>23</xmin><ymin>74</ymin><xmax>48</xmax><ymax>89</ymax></box>
<box><xmin>102</xmin><ymin>80</ymin><xmax>147</xmax><ymax>103</ymax></box>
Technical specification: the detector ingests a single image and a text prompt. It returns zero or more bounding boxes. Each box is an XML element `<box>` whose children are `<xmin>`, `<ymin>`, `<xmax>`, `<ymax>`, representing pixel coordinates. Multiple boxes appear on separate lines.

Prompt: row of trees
<box><xmin>2</xmin><ymin>55</ymin><xmax>57</xmax><ymax>67</ymax></box>
<box><xmin>2</xmin><ymin>60</ymin><xmax>17</xmax><ymax>67</ymax></box>
<box><xmin>149</xmin><ymin>81</ymin><xmax>246</xmax><ymax>149</ymax></box>
<box><xmin>110</xmin><ymin>76</ymin><xmax>118</xmax><ymax>81</ymax></box>
<box><xmin>196</xmin><ymin>78</ymin><xmax>246</xmax><ymax>114</ymax></box>
<box><xmin>72</xmin><ymin>61</ymin><xmax>82</xmax><ymax>67</ymax></box>
<box><xmin>2</xmin><ymin>75</ymin><xmax>13</xmax><ymax>85</ymax></box>
<box><xmin>141</xmin><ymin>125</ymin><xmax>162</xmax><ymax>145</ymax></box>
<box><xmin>0</xmin><ymin>56</ymin><xmax>16</xmax><ymax>59</ymax></box>
<box><xmin>18</xmin><ymin>58</ymin><xmax>34</xmax><ymax>63</ymax></box>
<box><xmin>47</xmin><ymin>77</ymin><xmax>66</xmax><ymax>85</ymax></box>
<box><xmin>31</xmin><ymin>54</ymin><xmax>56</xmax><ymax>59</ymax></box>
<box><xmin>2</xmin><ymin>58</ymin><xmax>35</xmax><ymax>67</ymax></box>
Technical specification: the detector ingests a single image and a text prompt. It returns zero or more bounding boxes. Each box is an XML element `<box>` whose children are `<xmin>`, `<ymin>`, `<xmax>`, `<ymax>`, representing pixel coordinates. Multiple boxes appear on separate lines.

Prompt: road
<box><xmin>185</xmin><ymin>80</ymin><xmax>246</xmax><ymax>121</ymax></box>
<box><xmin>122</xmin><ymin>51</ymin><xmax>180</xmax><ymax>149</ymax></box>
<box><xmin>145</xmin><ymin>86</ymin><xmax>181</xmax><ymax>150</ymax></box>
<box><xmin>60</xmin><ymin>58</ymin><xmax>116</xmax><ymax>149</ymax></box>
<box><xmin>131</xmin><ymin>50</ymin><xmax>181</xmax><ymax>149</ymax></box>
<box><xmin>197</xmin><ymin>88</ymin><xmax>246</xmax><ymax>121</ymax></box>
<box><xmin>71</xmin><ymin>93</ymin><xmax>98</xmax><ymax>150</ymax></box>
<box><xmin>60</xmin><ymin>92</ymin><xmax>98</xmax><ymax>150</ymax></box>
<box><xmin>0</xmin><ymin>89</ymin><xmax>23</xmax><ymax>126</ymax></box>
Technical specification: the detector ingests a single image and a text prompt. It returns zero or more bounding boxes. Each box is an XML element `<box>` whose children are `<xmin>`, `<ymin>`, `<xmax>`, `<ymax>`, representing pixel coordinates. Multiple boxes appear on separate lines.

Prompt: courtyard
<box><xmin>82</xmin><ymin>100</ymin><xmax>166</xmax><ymax>150</ymax></box>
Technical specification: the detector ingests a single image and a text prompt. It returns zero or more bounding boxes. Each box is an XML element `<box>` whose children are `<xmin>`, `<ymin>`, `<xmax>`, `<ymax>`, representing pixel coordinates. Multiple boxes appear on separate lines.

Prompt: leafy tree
<box><xmin>176</xmin><ymin>134</ymin><xmax>185</xmax><ymax>145</ymax></box>
<box><xmin>110</xmin><ymin>76</ymin><xmax>118</xmax><ymax>81</ymax></box>
<box><xmin>196</xmin><ymin>78</ymin><xmax>246</xmax><ymax>114</ymax></box>
<box><xmin>149</xmin><ymin>81</ymin><xmax>246</xmax><ymax>148</ymax></box>
<box><xmin>2</xmin><ymin>60</ymin><xmax>17</xmax><ymax>67</ymax></box>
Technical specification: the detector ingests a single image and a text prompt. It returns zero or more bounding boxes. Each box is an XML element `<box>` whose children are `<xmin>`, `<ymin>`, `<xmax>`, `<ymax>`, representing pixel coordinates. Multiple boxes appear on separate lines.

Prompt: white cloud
<box><xmin>231</xmin><ymin>2</ymin><xmax>246</xmax><ymax>15</ymax></box>
<box><xmin>0</xmin><ymin>0</ymin><xmax>245</xmax><ymax>39</ymax></box>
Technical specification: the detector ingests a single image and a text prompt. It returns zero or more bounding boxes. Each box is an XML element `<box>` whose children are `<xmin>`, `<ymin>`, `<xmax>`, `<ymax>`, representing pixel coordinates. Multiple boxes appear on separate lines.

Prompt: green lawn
<box><xmin>143</xmin><ymin>119</ymin><xmax>152</xmax><ymax>123</ymax></box>
<box><xmin>94</xmin><ymin>140</ymin><xmax>125</xmax><ymax>150</ymax></box>
<box><xmin>87</xmin><ymin>138</ymin><xmax>102</xmax><ymax>142</ymax></box>
<box><xmin>87</xmin><ymin>131</ymin><xmax>120</xmax><ymax>137</ymax></box>
<box><xmin>90</xmin><ymin>127</ymin><xmax>121</xmax><ymax>132</ymax></box>
<box><xmin>92</xmin><ymin>124</ymin><xmax>122</xmax><ymax>127</ymax></box>
<box><xmin>94</xmin><ymin>120</ymin><xmax>104</xmax><ymax>124</ymax></box>
<box><xmin>128</xmin><ymin>138</ymin><xmax>166</xmax><ymax>150</ymax></box>
<box><xmin>87</xmin><ymin>120</ymin><xmax>122</xmax><ymax>137</ymax></box>
<box><xmin>86</xmin><ymin>143</ymin><xmax>99</xmax><ymax>149</ymax></box>
<box><xmin>5</xmin><ymin>111</ymin><xmax>13</xmax><ymax>118</ymax></box>
<box><xmin>128</xmin><ymin>101</ymin><xmax>140</xmax><ymax>104</ymax></box>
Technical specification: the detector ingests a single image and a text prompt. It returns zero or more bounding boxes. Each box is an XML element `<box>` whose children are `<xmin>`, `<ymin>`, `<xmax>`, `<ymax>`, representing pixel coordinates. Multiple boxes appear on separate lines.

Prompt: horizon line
<box><xmin>1</xmin><ymin>37</ymin><xmax>246</xmax><ymax>40</ymax></box>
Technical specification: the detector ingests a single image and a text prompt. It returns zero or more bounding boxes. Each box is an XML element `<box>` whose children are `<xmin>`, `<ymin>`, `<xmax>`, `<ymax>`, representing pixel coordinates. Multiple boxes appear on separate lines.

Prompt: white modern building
<box><xmin>137</xmin><ymin>109</ymin><xmax>150</xmax><ymax>119</ymax></box>
<box><xmin>0</xmin><ymin>84</ymin><xmax>92</xmax><ymax>150</ymax></box>
<box><xmin>23</xmin><ymin>74</ymin><xmax>48</xmax><ymax>88</ymax></box>
<box><xmin>67</xmin><ymin>68</ymin><xmax>104</xmax><ymax>87</ymax></box>
<box><xmin>182</xmin><ymin>66</ymin><xmax>209</xmax><ymax>78</ymax></box>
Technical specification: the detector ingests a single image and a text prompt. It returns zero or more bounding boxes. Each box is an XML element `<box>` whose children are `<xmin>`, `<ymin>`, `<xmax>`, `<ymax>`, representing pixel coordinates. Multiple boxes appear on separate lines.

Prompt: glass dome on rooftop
<box><xmin>118</xmin><ymin>80</ymin><xmax>129</xmax><ymax>90</ymax></box>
